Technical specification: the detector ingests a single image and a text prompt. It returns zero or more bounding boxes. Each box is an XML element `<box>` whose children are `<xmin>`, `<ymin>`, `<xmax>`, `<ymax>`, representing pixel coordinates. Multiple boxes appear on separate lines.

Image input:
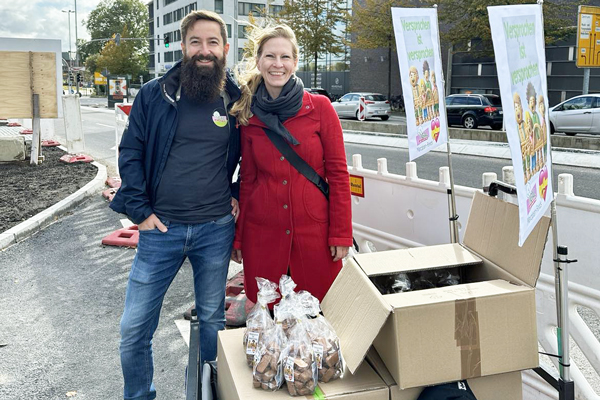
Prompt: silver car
<box><xmin>549</xmin><ymin>94</ymin><xmax>600</xmax><ymax>136</ymax></box>
<box><xmin>332</xmin><ymin>92</ymin><xmax>392</xmax><ymax>121</ymax></box>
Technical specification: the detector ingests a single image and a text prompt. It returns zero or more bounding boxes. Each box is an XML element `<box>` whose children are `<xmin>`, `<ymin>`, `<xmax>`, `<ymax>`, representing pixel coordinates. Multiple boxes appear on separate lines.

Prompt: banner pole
<box><xmin>445</xmin><ymin>142</ymin><xmax>460</xmax><ymax>243</ymax></box>
<box><xmin>537</xmin><ymin>0</ymin><xmax>572</xmax><ymax>390</ymax></box>
<box><xmin>434</xmin><ymin>4</ymin><xmax>460</xmax><ymax>243</ymax></box>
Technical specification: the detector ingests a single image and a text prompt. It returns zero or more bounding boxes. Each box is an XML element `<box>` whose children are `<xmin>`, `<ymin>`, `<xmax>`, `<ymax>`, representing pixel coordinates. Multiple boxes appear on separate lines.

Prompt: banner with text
<box><xmin>489</xmin><ymin>4</ymin><xmax>553</xmax><ymax>246</ymax></box>
<box><xmin>392</xmin><ymin>7</ymin><xmax>448</xmax><ymax>160</ymax></box>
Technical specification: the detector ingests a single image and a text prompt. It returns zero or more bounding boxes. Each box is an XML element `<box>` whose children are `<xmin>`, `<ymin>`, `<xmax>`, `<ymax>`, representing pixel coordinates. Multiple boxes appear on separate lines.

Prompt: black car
<box><xmin>305</xmin><ymin>87</ymin><xmax>333</xmax><ymax>101</ymax></box>
<box><xmin>445</xmin><ymin>94</ymin><xmax>503</xmax><ymax>130</ymax></box>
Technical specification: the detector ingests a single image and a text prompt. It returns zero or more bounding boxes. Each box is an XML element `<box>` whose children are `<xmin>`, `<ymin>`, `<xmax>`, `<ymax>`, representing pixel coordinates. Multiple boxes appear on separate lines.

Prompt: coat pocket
<box><xmin>302</xmin><ymin>170</ymin><xmax>329</xmax><ymax>223</ymax></box>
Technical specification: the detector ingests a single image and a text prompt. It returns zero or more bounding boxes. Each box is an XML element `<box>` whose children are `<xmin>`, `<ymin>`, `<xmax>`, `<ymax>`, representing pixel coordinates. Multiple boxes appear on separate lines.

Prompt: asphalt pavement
<box><xmin>0</xmin><ymin>196</ymin><xmax>196</xmax><ymax>399</ymax></box>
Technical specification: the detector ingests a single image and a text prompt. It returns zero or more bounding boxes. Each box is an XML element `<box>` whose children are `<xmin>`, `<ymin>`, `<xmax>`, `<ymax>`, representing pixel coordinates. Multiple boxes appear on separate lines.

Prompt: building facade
<box><xmin>147</xmin><ymin>0</ymin><xmax>284</xmax><ymax>77</ymax></box>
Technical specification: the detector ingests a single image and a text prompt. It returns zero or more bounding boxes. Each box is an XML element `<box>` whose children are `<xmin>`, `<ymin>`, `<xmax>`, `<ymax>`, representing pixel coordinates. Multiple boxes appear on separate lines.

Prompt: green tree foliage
<box><xmin>84</xmin><ymin>53</ymin><xmax>100</xmax><ymax>74</ymax></box>
<box><xmin>96</xmin><ymin>26</ymin><xmax>148</xmax><ymax>77</ymax></box>
<box><xmin>83</xmin><ymin>0</ymin><xmax>149</xmax><ymax>59</ymax></box>
<box><xmin>349</xmin><ymin>0</ymin><xmax>413</xmax><ymax>50</ymax></box>
<box><xmin>434</xmin><ymin>0</ymin><xmax>577</xmax><ymax>55</ymax></box>
<box><xmin>277</xmin><ymin>0</ymin><xmax>349</xmax><ymax>84</ymax></box>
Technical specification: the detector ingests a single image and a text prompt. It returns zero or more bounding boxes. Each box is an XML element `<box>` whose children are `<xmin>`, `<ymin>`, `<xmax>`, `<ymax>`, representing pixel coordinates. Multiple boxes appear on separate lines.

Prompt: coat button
<box><xmin>286</xmin><ymin>229</ymin><xmax>291</xmax><ymax>235</ymax></box>
<box><xmin>282</xmin><ymin>180</ymin><xmax>288</xmax><ymax>185</ymax></box>
<box><xmin>283</xmin><ymin>204</ymin><xmax>288</xmax><ymax>209</ymax></box>
<box><xmin>280</xmin><ymin>156</ymin><xmax>285</xmax><ymax>161</ymax></box>
<box><xmin>305</xmin><ymin>106</ymin><xmax>309</xmax><ymax>109</ymax></box>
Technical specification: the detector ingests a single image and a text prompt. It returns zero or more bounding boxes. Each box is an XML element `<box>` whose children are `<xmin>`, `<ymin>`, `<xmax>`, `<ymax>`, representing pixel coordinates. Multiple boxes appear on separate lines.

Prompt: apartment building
<box><xmin>147</xmin><ymin>0</ymin><xmax>284</xmax><ymax>76</ymax></box>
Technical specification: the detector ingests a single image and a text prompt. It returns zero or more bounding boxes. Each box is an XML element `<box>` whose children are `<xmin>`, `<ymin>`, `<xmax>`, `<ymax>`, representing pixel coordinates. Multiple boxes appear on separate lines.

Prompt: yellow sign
<box><xmin>94</xmin><ymin>72</ymin><xmax>107</xmax><ymax>85</ymax></box>
<box><xmin>576</xmin><ymin>5</ymin><xmax>600</xmax><ymax>68</ymax></box>
<box><xmin>349</xmin><ymin>175</ymin><xmax>364</xmax><ymax>197</ymax></box>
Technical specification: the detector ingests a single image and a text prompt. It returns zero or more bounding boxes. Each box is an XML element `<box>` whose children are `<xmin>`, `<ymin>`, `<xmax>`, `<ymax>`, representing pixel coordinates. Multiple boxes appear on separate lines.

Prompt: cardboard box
<box><xmin>217</xmin><ymin>328</ymin><xmax>389</xmax><ymax>400</ymax></box>
<box><xmin>321</xmin><ymin>191</ymin><xmax>550</xmax><ymax>389</ymax></box>
<box><xmin>390</xmin><ymin>372</ymin><xmax>523</xmax><ymax>400</ymax></box>
<box><xmin>366</xmin><ymin>346</ymin><xmax>523</xmax><ymax>400</ymax></box>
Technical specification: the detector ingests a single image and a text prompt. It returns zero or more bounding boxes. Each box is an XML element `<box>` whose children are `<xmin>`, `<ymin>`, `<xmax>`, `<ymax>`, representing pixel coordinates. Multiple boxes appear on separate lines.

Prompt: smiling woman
<box><xmin>229</xmin><ymin>24</ymin><xmax>353</xmax><ymax>307</ymax></box>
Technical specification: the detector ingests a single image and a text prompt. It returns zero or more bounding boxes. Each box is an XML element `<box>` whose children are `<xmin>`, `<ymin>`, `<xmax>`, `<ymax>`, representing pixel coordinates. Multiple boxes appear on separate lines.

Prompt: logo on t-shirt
<box><xmin>212</xmin><ymin>108</ymin><xmax>228</xmax><ymax>128</ymax></box>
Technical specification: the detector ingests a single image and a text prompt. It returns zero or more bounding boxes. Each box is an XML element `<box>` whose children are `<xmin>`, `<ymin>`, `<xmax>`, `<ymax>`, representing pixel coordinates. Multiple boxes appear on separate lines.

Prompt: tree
<box><xmin>277</xmin><ymin>0</ymin><xmax>349</xmax><ymax>86</ymax></box>
<box><xmin>435</xmin><ymin>0</ymin><xmax>577</xmax><ymax>55</ymax></box>
<box><xmin>96</xmin><ymin>26</ymin><xmax>148</xmax><ymax>78</ymax></box>
<box><xmin>83</xmin><ymin>0</ymin><xmax>149</xmax><ymax>57</ymax></box>
<box><xmin>349</xmin><ymin>0</ymin><xmax>412</xmax><ymax>98</ymax></box>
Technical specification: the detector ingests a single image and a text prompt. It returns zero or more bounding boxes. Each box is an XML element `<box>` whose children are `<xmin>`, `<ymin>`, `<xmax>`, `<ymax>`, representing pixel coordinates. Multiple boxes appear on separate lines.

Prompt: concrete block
<box><xmin>0</xmin><ymin>136</ymin><xmax>25</xmax><ymax>161</ymax></box>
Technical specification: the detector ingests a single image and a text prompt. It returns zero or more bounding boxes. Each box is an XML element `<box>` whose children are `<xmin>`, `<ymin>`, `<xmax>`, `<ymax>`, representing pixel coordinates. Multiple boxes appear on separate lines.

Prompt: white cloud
<box><xmin>0</xmin><ymin>0</ymin><xmax>104</xmax><ymax>53</ymax></box>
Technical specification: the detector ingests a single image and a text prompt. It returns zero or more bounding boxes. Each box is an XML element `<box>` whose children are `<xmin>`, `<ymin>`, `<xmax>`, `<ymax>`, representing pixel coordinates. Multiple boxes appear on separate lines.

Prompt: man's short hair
<box><xmin>180</xmin><ymin>10</ymin><xmax>228</xmax><ymax>45</ymax></box>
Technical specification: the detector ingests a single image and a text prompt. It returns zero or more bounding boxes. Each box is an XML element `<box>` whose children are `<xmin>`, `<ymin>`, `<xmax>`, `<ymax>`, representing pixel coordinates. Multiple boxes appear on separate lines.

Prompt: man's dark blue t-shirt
<box><xmin>153</xmin><ymin>90</ymin><xmax>232</xmax><ymax>223</ymax></box>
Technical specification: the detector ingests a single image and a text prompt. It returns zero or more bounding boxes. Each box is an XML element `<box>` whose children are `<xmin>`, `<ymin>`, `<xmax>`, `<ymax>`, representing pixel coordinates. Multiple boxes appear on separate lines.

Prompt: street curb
<box><xmin>0</xmin><ymin>152</ymin><xmax>108</xmax><ymax>252</ymax></box>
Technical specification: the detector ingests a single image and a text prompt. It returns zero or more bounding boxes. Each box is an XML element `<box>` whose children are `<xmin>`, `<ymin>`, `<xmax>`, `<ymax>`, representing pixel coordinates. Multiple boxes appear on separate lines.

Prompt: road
<box><xmin>59</xmin><ymin>106</ymin><xmax>600</xmax><ymax>200</ymax></box>
<box><xmin>344</xmin><ymin>143</ymin><xmax>600</xmax><ymax>200</ymax></box>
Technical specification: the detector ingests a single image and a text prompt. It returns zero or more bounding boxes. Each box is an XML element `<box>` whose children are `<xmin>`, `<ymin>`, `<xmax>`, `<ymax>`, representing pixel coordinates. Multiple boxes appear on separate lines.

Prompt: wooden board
<box><xmin>0</xmin><ymin>51</ymin><xmax>58</xmax><ymax>119</ymax></box>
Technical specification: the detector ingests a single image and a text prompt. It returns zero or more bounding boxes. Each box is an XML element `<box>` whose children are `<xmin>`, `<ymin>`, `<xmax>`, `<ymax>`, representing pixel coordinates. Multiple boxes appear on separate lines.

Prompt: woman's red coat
<box><xmin>234</xmin><ymin>91</ymin><xmax>353</xmax><ymax>303</ymax></box>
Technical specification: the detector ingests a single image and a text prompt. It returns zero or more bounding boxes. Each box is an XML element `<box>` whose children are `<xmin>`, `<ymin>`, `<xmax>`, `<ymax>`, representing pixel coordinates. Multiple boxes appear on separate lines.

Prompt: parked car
<box><xmin>332</xmin><ymin>92</ymin><xmax>392</xmax><ymax>120</ymax></box>
<box><xmin>548</xmin><ymin>94</ymin><xmax>600</xmax><ymax>136</ymax></box>
<box><xmin>305</xmin><ymin>87</ymin><xmax>333</xmax><ymax>101</ymax></box>
<box><xmin>445</xmin><ymin>94</ymin><xmax>503</xmax><ymax>130</ymax></box>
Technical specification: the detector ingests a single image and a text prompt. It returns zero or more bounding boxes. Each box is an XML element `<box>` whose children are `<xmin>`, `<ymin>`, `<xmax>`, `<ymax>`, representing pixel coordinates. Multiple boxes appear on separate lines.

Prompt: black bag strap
<box><xmin>262</xmin><ymin>127</ymin><xmax>359</xmax><ymax>253</ymax></box>
<box><xmin>263</xmin><ymin>128</ymin><xmax>329</xmax><ymax>200</ymax></box>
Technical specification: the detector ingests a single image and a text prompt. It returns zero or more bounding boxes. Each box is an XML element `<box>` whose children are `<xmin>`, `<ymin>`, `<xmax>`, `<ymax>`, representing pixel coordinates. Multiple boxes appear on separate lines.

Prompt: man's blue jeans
<box><xmin>119</xmin><ymin>213</ymin><xmax>235</xmax><ymax>400</ymax></box>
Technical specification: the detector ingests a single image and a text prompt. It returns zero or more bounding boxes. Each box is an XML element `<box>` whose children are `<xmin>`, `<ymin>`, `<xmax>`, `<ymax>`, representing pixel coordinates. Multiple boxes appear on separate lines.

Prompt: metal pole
<box><xmin>434</xmin><ymin>4</ymin><xmax>460</xmax><ymax>243</ymax></box>
<box><xmin>74</xmin><ymin>0</ymin><xmax>78</xmax><ymax>67</ymax></box>
<box><xmin>583</xmin><ymin>68</ymin><xmax>590</xmax><ymax>94</ymax></box>
<box><xmin>446</xmin><ymin>143</ymin><xmax>459</xmax><ymax>243</ymax></box>
<box><xmin>74</xmin><ymin>0</ymin><xmax>80</xmax><ymax>95</ymax></box>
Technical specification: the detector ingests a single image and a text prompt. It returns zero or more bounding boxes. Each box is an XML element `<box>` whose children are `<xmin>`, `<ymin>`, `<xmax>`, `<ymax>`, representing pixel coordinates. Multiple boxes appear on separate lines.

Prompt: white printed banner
<box><xmin>489</xmin><ymin>4</ymin><xmax>553</xmax><ymax>246</ymax></box>
<box><xmin>392</xmin><ymin>7</ymin><xmax>448</xmax><ymax>161</ymax></box>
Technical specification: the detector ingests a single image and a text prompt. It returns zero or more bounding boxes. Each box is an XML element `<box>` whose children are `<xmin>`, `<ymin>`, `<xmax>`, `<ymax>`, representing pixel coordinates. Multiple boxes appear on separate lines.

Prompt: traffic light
<box><xmin>76</xmin><ymin>73</ymin><xmax>81</xmax><ymax>83</ymax></box>
<box><xmin>164</xmin><ymin>33</ymin><xmax>170</xmax><ymax>48</ymax></box>
<box><xmin>114</xmin><ymin>33</ymin><xmax>121</xmax><ymax>46</ymax></box>
<box><xmin>69</xmin><ymin>74</ymin><xmax>74</xmax><ymax>84</ymax></box>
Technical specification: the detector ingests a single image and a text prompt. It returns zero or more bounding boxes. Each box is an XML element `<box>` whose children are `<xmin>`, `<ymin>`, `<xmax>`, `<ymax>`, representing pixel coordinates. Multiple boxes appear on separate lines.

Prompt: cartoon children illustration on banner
<box><xmin>489</xmin><ymin>4</ymin><xmax>553</xmax><ymax>246</ymax></box>
<box><xmin>392</xmin><ymin>8</ymin><xmax>448</xmax><ymax>161</ymax></box>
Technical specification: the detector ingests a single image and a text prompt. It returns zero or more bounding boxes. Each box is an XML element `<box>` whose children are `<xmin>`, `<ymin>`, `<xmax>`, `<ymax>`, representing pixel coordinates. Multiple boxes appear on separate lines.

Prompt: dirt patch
<box><xmin>0</xmin><ymin>147</ymin><xmax>98</xmax><ymax>233</ymax></box>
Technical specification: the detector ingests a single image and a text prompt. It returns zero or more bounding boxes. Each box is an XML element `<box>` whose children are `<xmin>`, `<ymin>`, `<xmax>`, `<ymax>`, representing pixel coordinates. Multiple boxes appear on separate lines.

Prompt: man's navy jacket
<box><xmin>109</xmin><ymin>61</ymin><xmax>242</xmax><ymax>224</ymax></box>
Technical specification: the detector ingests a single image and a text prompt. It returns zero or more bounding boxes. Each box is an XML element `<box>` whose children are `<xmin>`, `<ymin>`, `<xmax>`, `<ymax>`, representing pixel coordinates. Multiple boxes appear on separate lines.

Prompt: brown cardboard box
<box><xmin>217</xmin><ymin>328</ymin><xmax>389</xmax><ymax>400</ymax></box>
<box><xmin>389</xmin><ymin>372</ymin><xmax>523</xmax><ymax>400</ymax></box>
<box><xmin>366</xmin><ymin>346</ymin><xmax>523</xmax><ymax>400</ymax></box>
<box><xmin>321</xmin><ymin>191</ymin><xmax>550</xmax><ymax>389</ymax></box>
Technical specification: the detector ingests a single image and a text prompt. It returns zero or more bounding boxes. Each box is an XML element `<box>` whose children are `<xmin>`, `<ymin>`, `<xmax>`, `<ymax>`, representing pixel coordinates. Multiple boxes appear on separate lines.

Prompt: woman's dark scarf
<box><xmin>251</xmin><ymin>75</ymin><xmax>304</xmax><ymax>145</ymax></box>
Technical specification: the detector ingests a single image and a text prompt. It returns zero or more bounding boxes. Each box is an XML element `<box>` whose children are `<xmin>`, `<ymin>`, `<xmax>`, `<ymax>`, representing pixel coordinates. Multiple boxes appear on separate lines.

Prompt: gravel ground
<box><xmin>0</xmin><ymin>147</ymin><xmax>98</xmax><ymax>233</ymax></box>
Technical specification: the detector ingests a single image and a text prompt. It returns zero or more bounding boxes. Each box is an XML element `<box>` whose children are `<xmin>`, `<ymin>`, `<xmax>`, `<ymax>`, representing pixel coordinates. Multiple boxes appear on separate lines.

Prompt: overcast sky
<box><xmin>0</xmin><ymin>0</ymin><xmax>104</xmax><ymax>53</ymax></box>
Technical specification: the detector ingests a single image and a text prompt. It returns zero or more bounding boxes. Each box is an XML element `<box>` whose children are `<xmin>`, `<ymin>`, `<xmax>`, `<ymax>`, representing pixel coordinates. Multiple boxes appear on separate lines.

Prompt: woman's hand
<box><xmin>231</xmin><ymin>198</ymin><xmax>239</xmax><ymax>222</ymax></box>
<box><xmin>231</xmin><ymin>248</ymin><xmax>243</xmax><ymax>263</ymax></box>
<box><xmin>330</xmin><ymin>246</ymin><xmax>349</xmax><ymax>262</ymax></box>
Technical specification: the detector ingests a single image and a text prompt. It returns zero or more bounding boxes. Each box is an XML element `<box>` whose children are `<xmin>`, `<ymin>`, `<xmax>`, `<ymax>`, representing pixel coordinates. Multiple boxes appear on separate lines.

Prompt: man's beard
<box><xmin>180</xmin><ymin>53</ymin><xmax>226</xmax><ymax>103</ymax></box>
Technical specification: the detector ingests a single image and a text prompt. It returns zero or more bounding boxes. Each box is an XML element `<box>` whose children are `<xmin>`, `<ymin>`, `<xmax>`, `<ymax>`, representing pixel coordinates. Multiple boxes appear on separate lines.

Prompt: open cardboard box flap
<box><xmin>322</xmin><ymin>191</ymin><xmax>551</xmax><ymax>377</ymax></box>
<box><xmin>463</xmin><ymin>191</ymin><xmax>550</xmax><ymax>287</ymax></box>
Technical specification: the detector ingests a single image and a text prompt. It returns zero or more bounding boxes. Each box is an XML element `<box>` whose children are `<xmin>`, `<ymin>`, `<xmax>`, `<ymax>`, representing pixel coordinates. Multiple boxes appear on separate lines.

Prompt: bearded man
<box><xmin>109</xmin><ymin>10</ymin><xmax>241</xmax><ymax>400</ymax></box>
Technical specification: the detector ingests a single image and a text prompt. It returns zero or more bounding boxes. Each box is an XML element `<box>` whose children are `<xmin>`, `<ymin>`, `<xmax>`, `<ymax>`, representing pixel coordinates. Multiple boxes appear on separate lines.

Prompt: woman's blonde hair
<box><xmin>230</xmin><ymin>24</ymin><xmax>299</xmax><ymax>126</ymax></box>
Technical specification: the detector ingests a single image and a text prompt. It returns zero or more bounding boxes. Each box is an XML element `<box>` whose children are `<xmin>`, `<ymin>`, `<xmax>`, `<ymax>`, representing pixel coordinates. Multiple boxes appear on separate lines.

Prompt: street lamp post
<box><xmin>74</xmin><ymin>0</ymin><xmax>80</xmax><ymax>95</ymax></box>
<box><xmin>62</xmin><ymin>9</ymin><xmax>75</xmax><ymax>94</ymax></box>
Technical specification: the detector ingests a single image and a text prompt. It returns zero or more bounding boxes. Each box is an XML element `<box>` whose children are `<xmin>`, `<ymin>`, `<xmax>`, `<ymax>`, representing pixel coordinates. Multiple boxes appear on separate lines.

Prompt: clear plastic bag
<box><xmin>298</xmin><ymin>291</ymin><xmax>344</xmax><ymax>383</ymax></box>
<box><xmin>280</xmin><ymin>299</ymin><xmax>318</xmax><ymax>396</ymax></box>
<box><xmin>243</xmin><ymin>278</ymin><xmax>279</xmax><ymax>367</ymax></box>
<box><xmin>277</xmin><ymin>275</ymin><xmax>298</xmax><ymax>337</ymax></box>
<box><xmin>252</xmin><ymin>321</ymin><xmax>287</xmax><ymax>391</ymax></box>
<box><xmin>371</xmin><ymin>273</ymin><xmax>411</xmax><ymax>294</ymax></box>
